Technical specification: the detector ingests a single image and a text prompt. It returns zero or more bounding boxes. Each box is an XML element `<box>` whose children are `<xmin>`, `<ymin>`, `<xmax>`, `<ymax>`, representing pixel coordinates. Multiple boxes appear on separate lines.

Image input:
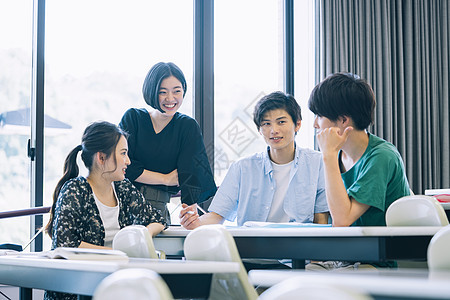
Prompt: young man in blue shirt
<box><xmin>180</xmin><ymin>91</ymin><xmax>329</xmax><ymax>229</ymax></box>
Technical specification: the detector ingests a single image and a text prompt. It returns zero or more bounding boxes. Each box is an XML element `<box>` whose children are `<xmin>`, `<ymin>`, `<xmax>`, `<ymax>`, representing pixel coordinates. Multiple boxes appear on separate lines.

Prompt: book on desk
<box><xmin>425</xmin><ymin>188</ymin><xmax>450</xmax><ymax>203</ymax></box>
<box><xmin>3</xmin><ymin>247</ymin><xmax>129</xmax><ymax>261</ymax></box>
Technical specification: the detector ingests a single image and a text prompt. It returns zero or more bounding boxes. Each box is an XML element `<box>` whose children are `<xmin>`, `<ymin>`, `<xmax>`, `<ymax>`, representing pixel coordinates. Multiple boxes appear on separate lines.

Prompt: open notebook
<box><xmin>43</xmin><ymin>247</ymin><xmax>128</xmax><ymax>261</ymax></box>
<box><xmin>10</xmin><ymin>247</ymin><xmax>129</xmax><ymax>261</ymax></box>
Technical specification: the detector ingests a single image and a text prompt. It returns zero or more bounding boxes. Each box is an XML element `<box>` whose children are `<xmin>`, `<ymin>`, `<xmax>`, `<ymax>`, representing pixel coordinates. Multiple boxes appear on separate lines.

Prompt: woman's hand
<box><xmin>164</xmin><ymin>169</ymin><xmax>179</xmax><ymax>186</ymax></box>
<box><xmin>146</xmin><ymin>223</ymin><xmax>165</xmax><ymax>237</ymax></box>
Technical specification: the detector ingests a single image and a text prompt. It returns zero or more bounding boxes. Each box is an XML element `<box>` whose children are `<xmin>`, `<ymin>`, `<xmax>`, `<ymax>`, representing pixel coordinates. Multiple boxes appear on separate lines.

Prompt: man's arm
<box><xmin>179</xmin><ymin>204</ymin><xmax>225</xmax><ymax>230</ymax></box>
<box><xmin>321</xmin><ymin>151</ymin><xmax>370</xmax><ymax>226</ymax></box>
<box><xmin>317</xmin><ymin>127</ymin><xmax>369</xmax><ymax>226</ymax></box>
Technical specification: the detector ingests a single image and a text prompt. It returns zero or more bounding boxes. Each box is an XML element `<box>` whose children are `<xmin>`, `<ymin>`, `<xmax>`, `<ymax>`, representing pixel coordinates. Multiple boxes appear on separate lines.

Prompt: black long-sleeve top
<box><xmin>119</xmin><ymin>108</ymin><xmax>217</xmax><ymax>205</ymax></box>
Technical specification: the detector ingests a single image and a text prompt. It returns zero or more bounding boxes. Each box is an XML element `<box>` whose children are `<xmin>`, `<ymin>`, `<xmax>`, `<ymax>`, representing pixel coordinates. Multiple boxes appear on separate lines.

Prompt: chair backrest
<box><xmin>112</xmin><ymin>225</ymin><xmax>158</xmax><ymax>259</ymax></box>
<box><xmin>258</xmin><ymin>277</ymin><xmax>373</xmax><ymax>300</ymax></box>
<box><xmin>385</xmin><ymin>195</ymin><xmax>449</xmax><ymax>226</ymax></box>
<box><xmin>427</xmin><ymin>224</ymin><xmax>450</xmax><ymax>271</ymax></box>
<box><xmin>93</xmin><ymin>268</ymin><xmax>173</xmax><ymax>300</ymax></box>
<box><xmin>184</xmin><ymin>225</ymin><xmax>258</xmax><ymax>300</ymax></box>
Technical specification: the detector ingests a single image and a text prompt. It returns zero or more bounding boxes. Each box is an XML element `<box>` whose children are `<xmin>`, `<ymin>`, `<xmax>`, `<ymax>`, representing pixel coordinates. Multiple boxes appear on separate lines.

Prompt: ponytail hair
<box><xmin>45</xmin><ymin>121</ymin><xmax>127</xmax><ymax>237</ymax></box>
<box><xmin>45</xmin><ymin>145</ymin><xmax>82</xmax><ymax>236</ymax></box>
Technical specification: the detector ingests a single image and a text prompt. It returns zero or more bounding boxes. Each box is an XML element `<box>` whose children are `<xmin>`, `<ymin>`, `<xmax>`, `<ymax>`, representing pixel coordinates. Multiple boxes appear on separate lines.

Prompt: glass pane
<box><xmin>294</xmin><ymin>0</ymin><xmax>316</xmax><ymax>149</ymax></box>
<box><xmin>0</xmin><ymin>1</ymin><xmax>33</xmax><ymax>246</ymax></box>
<box><xmin>43</xmin><ymin>0</ymin><xmax>193</xmax><ymax>247</ymax></box>
<box><xmin>214</xmin><ymin>0</ymin><xmax>284</xmax><ymax>184</ymax></box>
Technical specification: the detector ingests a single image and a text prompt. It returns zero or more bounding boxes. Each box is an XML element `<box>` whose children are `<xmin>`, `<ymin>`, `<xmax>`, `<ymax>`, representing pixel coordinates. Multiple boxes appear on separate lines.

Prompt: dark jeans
<box><xmin>140</xmin><ymin>185</ymin><xmax>171</xmax><ymax>225</ymax></box>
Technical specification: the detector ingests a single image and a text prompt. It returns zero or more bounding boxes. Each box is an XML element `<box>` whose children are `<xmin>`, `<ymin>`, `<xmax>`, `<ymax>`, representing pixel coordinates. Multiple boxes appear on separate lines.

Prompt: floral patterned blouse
<box><xmin>44</xmin><ymin>176</ymin><xmax>167</xmax><ymax>300</ymax></box>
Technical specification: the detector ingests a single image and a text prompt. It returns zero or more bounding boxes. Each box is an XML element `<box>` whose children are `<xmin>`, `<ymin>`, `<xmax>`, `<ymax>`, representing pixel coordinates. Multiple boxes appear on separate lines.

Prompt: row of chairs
<box><xmin>97</xmin><ymin>195</ymin><xmax>450</xmax><ymax>299</ymax></box>
<box><xmin>109</xmin><ymin>224</ymin><xmax>259</xmax><ymax>300</ymax></box>
<box><xmin>94</xmin><ymin>224</ymin><xmax>256</xmax><ymax>300</ymax></box>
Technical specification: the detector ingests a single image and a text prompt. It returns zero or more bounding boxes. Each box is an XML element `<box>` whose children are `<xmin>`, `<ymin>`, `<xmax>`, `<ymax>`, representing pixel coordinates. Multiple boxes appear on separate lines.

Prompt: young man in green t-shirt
<box><xmin>308</xmin><ymin>72</ymin><xmax>410</xmax><ymax>227</ymax></box>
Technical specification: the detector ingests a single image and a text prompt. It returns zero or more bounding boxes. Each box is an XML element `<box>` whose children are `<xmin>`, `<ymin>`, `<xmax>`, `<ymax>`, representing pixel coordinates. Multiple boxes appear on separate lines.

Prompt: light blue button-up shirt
<box><xmin>208</xmin><ymin>146</ymin><xmax>328</xmax><ymax>226</ymax></box>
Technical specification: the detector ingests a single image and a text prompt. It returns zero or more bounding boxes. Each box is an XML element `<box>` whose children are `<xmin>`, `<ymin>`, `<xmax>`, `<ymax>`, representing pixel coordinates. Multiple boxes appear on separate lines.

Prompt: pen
<box><xmin>184</xmin><ymin>205</ymin><xmax>207</xmax><ymax>215</ymax></box>
<box><xmin>22</xmin><ymin>227</ymin><xmax>44</xmax><ymax>251</ymax></box>
<box><xmin>196</xmin><ymin>205</ymin><xmax>207</xmax><ymax>214</ymax></box>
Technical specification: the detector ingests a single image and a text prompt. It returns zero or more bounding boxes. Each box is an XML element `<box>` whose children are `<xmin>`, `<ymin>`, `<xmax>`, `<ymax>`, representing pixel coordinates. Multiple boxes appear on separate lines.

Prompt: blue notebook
<box><xmin>241</xmin><ymin>221</ymin><xmax>332</xmax><ymax>228</ymax></box>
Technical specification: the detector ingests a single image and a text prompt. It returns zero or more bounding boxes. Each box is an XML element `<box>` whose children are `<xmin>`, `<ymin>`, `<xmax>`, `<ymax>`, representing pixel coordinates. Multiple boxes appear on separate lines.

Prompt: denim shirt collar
<box><xmin>263</xmin><ymin>143</ymin><xmax>300</xmax><ymax>175</ymax></box>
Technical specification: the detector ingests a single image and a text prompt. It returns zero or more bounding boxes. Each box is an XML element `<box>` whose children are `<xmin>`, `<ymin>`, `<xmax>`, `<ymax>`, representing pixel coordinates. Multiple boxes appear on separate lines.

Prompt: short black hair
<box><xmin>142</xmin><ymin>62</ymin><xmax>187</xmax><ymax>113</ymax></box>
<box><xmin>308</xmin><ymin>72</ymin><xmax>376</xmax><ymax>130</ymax></box>
<box><xmin>253</xmin><ymin>91</ymin><xmax>302</xmax><ymax>131</ymax></box>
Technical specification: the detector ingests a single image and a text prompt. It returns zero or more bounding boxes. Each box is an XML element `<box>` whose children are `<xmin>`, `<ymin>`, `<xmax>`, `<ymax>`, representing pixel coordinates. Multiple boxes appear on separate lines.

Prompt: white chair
<box><xmin>427</xmin><ymin>224</ymin><xmax>450</xmax><ymax>272</ymax></box>
<box><xmin>112</xmin><ymin>225</ymin><xmax>160</xmax><ymax>259</ymax></box>
<box><xmin>184</xmin><ymin>224</ymin><xmax>258</xmax><ymax>300</ymax></box>
<box><xmin>385</xmin><ymin>195</ymin><xmax>449</xmax><ymax>226</ymax></box>
<box><xmin>258</xmin><ymin>276</ymin><xmax>373</xmax><ymax>300</ymax></box>
<box><xmin>93</xmin><ymin>268</ymin><xmax>173</xmax><ymax>300</ymax></box>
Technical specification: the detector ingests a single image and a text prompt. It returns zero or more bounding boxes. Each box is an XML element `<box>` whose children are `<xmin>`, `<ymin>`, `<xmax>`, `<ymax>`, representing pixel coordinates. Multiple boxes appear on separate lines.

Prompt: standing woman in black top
<box><xmin>119</xmin><ymin>62</ymin><xmax>217</xmax><ymax>224</ymax></box>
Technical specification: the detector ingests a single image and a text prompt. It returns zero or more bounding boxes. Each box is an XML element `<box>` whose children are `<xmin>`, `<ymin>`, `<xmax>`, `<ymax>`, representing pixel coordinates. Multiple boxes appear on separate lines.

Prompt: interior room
<box><xmin>1</xmin><ymin>0</ymin><xmax>449</xmax><ymax>299</ymax></box>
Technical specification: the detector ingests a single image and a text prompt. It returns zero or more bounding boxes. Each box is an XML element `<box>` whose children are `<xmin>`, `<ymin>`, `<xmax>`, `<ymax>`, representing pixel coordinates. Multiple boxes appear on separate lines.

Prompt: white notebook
<box><xmin>12</xmin><ymin>247</ymin><xmax>129</xmax><ymax>261</ymax></box>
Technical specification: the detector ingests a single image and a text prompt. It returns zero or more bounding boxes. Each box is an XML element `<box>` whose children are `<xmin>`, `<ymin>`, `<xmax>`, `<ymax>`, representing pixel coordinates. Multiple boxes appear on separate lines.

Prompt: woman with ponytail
<box><xmin>44</xmin><ymin>121</ymin><xmax>166</xmax><ymax>299</ymax></box>
<box><xmin>46</xmin><ymin>120</ymin><xmax>166</xmax><ymax>248</ymax></box>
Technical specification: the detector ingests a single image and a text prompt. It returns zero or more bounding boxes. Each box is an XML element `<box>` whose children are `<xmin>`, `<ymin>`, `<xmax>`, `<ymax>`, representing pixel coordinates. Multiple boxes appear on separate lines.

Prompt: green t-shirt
<box><xmin>341</xmin><ymin>133</ymin><xmax>410</xmax><ymax>226</ymax></box>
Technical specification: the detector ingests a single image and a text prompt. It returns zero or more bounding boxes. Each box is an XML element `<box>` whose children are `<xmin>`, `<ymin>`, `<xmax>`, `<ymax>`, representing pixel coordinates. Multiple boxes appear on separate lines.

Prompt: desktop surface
<box><xmin>0</xmin><ymin>255</ymin><xmax>239</xmax><ymax>299</ymax></box>
<box><xmin>155</xmin><ymin>226</ymin><xmax>442</xmax><ymax>268</ymax></box>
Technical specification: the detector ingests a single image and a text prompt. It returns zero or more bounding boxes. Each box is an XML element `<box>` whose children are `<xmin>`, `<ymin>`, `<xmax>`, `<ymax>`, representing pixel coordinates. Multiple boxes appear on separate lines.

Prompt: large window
<box><xmin>0</xmin><ymin>1</ymin><xmax>33</xmax><ymax>246</ymax></box>
<box><xmin>1</xmin><ymin>0</ymin><xmax>316</xmax><ymax>248</ymax></box>
<box><xmin>214</xmin><ymin>0</ymin><xmax>316</xmax><ymax>184</ymax></box>
<box><xmin>214</xmin><ymin>0</ymin><xmax>284</xmax><ymax>183</ymax></box>
<box><xmin>42</xmin><ymin>0</ymin><xmax>193</xmax><ymax>246</ymax></box>
<box><xmin>294</xmin><ymin>0</ymin><xmax>316</xmax><ymax>148</ymax></box>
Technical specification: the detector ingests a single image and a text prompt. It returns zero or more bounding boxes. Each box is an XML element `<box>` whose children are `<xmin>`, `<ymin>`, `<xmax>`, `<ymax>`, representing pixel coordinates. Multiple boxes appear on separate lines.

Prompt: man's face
<box><xmin>259</xmin><ymin>108</ymin><xmax>301</xmax><ymax>151</ymax></box>
<box><xmin>313</xmin><ymin>115</ymin><xmax>346</xmax><ymax>135</ymax></box>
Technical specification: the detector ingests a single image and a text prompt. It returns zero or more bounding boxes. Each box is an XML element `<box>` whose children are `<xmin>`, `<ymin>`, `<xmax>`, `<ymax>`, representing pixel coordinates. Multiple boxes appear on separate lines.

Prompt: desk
<box><xmin>248</xmin><ymin>269</ymin><xmax>450</xmax><ymax>300</ymax></box>
<box><xmin>154</xmin><ymin>226</ymin><xmax>442</xmax><ymax>268</ymax></box>
<box><xmin>0</xmin><ymin>256</ymin><xmax>239</xmax><ymax>299</ymax></box>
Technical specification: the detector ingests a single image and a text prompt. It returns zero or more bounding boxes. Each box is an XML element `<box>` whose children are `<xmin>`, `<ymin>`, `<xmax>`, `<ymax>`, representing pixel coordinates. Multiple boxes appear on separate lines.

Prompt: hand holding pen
<box><xmin>179</xmin><ymin>203</ymin><xmax>202</xmax><ymax>230</ymax></box>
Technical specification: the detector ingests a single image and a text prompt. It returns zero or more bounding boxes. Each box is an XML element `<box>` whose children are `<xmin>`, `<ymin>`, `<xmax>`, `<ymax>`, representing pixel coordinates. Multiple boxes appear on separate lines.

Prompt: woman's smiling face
<box><xmin>158</xmin><ymin>75</ymin><xmax>184</xmax><ymax>116</ymax></box>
